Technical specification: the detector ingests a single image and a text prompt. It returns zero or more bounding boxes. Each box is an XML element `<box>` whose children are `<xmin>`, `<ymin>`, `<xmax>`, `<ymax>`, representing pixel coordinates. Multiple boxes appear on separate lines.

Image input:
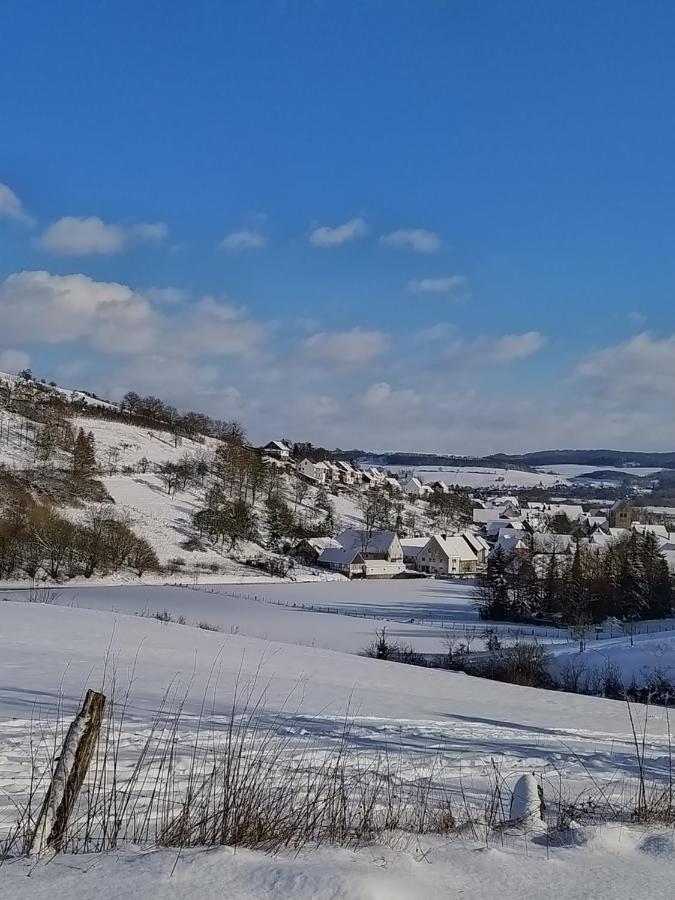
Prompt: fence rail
<box><xmin>177</xmin><ymin>583</ymin><xmax>675</xmax><ymax>643</ymax></box>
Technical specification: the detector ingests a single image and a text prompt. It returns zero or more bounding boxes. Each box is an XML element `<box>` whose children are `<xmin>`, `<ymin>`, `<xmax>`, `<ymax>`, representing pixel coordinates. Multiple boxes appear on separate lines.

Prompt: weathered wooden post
<box><xmin>30</xmin><ymin>689</ymin><xmax>106</xmax><ymax>855</ymax></box>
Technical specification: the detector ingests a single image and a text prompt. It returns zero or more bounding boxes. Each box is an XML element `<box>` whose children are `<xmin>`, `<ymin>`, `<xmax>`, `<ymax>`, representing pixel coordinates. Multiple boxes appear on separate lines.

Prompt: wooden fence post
<box><xmin>29</xmin><ymin>689</ymin><xmax>106</xmax><ymax>855</ymax></box>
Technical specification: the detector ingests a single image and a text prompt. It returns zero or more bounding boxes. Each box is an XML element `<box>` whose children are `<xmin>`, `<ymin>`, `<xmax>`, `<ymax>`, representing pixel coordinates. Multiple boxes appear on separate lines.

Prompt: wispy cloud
<box><xmin>445</xmin><ymin>331</ymin><xmax>546</xmax><ymax>366</ymax></box>
<box><xmin>0</xmin><ymin>348</ymin><xmax>30</xmax><ymax>374</ymax></box>
<box><xmin>0</xmin><ymin>182</ymin><xmax>34</xmax><ymax>225</ymax></box>
<box><xmin>221</xmin><ymin>228</ymin><xmax>266</xmax><ymax>251</ymax></box>
<box><xmin>407</xmin><ymin>275</ymin><xmax>466</xmax><ymax>294</ymax></box>
<box><xmin>380</xmin><ymin>228</ymin><xmax>440</xmax><ymax>253</ymax></box>
<box><xmin>302</xmin><ymin>327</ymin><xmax>389</xmax><ymax>366</ymax></box>
<box><xmin>309</xmin><ymin>217</ymin><xmax>368</xmax><ymax>247</ymax></box>
<box><xmin>39</xmin><ymin>216</ymin><xmax>168</xmax><ymax>255</ymax></box>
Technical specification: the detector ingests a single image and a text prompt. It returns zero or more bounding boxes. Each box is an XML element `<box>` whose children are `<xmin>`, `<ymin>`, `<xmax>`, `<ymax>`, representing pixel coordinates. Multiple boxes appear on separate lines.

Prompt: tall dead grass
<box><xmin>1</xmin><ymin>673</ymin><xmax>674</xmax><ymax>861</ymax></box>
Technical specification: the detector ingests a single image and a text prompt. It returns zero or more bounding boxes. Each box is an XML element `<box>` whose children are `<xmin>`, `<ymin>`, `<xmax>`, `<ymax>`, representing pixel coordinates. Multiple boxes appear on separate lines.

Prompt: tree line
<box><xmin>0</xmin><ymin>500</ymin><xmax>159</xmax><ymax>581</ymax></box>
<box><xmin>479</xmin><ymin>531</ymin><xmax>673</xmax><ymax>631</ymax></box>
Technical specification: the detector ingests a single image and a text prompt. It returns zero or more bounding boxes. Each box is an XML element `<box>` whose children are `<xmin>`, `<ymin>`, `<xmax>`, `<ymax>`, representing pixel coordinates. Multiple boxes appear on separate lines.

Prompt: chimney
<box><xmin>441</xmin><ymin>533</ymin><xmax>447</xmax><ymax>540</ymax></box>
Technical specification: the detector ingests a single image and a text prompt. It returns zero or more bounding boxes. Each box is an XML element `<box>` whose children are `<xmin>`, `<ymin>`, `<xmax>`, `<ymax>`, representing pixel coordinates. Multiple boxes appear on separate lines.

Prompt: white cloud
<box><xmin>380</xmin><ymin>228</ymin><xmax>441</xmax><ymax>253</ymax></box>
<box><xmin>0</xmin><ymin>348</ymin><xmax>30</xmax><ymax>374</ymax></box>
<box><xmin>0</xmin><ymin>271</ymin><xmax>267</xmax><ymax>359</ymax></box>
<box><xmin>490</xmin><ymin>331</ymin><xmax>546</xmax><ymax>362</ymax></box>
<box><xmin>361</xmin><ymin>381</ymin><xmax>421</xmax><ymax>413</ymax></box>
<box><xmin>309</xmin><ymin>217</ymin><xmax>368</xmax><ymax>247</ymax></box>
<box><xmin>414</xmin><ymin>322</ymin><xmax>454</xmax><ymax>342</ymax></box>
<box><xmin>302</xmin><ymin>327</ymin><xmax>389</xmax><ymax>366</ymax></box>
<box><xmin>407</xmin><ymin>275</ymin><xmax>466</xmax><ymax>294</ymax></box>
<box><xmin>221</xmin><ymin>229</ymin><xmax>266</xmax><ymax>251</ymax></box>
<box><xmin>0</xmin><ymin>271</ymin><xmax>156</xmax><ymax>351</ymax></box>
<box><xmin>130</xmin><ymin>222</ymin><xmax>168</xmax><ymax>243</ymax></box>
<box><xmin>444</xmin><ymin>331</ymin><xmax>546</xmax><ymax>366</ymax></box>
<box><xmin>143</xmin><ymin>286</ymin><xmax>189</xmax><ymax>305</ymax></box>
<box><xmin>0</xmin><ymin>182</ymin><xmax>34</xmax><ymax>225</ymax></box>
<box><xmin>577</xmin><ymin>332</ymin><xmax>675</xmax><ymax>398</ymax></box>
<box><xmin>39</xmin><ymin>216</ymin><xmax>168</xmax><ymax>255</ymax></box>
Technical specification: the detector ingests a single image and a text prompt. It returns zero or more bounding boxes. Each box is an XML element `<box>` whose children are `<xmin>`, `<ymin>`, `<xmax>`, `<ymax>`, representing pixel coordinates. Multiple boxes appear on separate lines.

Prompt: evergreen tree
<box><xmin>479</xmin><ymin>546</ymin><xmax>511</xmax><ymax>620</ymax></box>
<box><xmin>72</xmin><ymin>427</ymin><xmax>97</xmax><ymax>478</ymax></box>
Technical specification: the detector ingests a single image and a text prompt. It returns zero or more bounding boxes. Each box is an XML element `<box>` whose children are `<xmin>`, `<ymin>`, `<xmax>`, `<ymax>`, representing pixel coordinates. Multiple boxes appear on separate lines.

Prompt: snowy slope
<box><xmin>1</xmin><ymin>599</ymin><xmax>671</xmax><ymax>807</ymax></box>
<box><xmin>5</xmin><ymin>829</ymin><xmax>675</xmax><ymax>900</ymax></box>
<box><xmin>1</xmin><ymin>593</ymin><xmax>673</xmax><ymax>897</ymax></box>
<box><xmin>385</xmin><ymin>464</ymin><xmax>568</xmax><ymax>489</ymax></box>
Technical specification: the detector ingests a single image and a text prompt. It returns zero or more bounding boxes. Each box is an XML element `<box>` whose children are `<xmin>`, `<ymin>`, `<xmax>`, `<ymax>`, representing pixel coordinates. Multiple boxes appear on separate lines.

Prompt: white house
<box><xmin>262</xmin><ymin>440</ymin><xmax>292</xmax><ymax>461</ymax></box>
<box><xmin>335</xmin><ymin>460</ymin><xmax>358</xmax><ymax>485</ymax></box>
<box><xmin>402</xmin><ymin>477</ymin><xmax>433</xmax><ymax>498</ymax></box>
<box><xmin>400</xmin><ymin>536</ymin><xmax>430</xmax><ymax>566</ymax></box>
<box><xmin>461</xmin><ymin>530</ymin><xmax>490</xmax><ymax>569</ymax></box>
<box><xmin>297</xmin><ymin>458</ymin><xmax>328</xmax><ymax>482</ymax></box>
<box><xmin>336</xmin><ymin>529</ymin><xmax>404</xmax><ymax>574</ymax></box>
<box><xmin>416</xmin><ymin>534</ymin><xmax>479</xmax><ymax>576</ymax></box>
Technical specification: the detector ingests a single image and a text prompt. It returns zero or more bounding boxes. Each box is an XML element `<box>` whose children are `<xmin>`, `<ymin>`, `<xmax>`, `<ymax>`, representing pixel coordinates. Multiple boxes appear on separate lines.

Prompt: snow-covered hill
<box><xmin>0</xmin><ymin>371</ymin><xmax>435</xmax><ymax>585</ymax></box>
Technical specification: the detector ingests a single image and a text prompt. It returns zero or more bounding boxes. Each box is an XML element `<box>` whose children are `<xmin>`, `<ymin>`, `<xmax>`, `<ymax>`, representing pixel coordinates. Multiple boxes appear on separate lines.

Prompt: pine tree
<box><xmin>480</xmin><ymin>546</ymin><xmax>511</xmax><ymax>620</ymax></box>
<box><xmin>639</xmin><ymin>531</ymin><xmax>673</xmax><ymax>619</ymax></box>
<box><xmin>72</xmin><ymin>427</ymin><xmax>97</xmax><ymax>479</ymax></box>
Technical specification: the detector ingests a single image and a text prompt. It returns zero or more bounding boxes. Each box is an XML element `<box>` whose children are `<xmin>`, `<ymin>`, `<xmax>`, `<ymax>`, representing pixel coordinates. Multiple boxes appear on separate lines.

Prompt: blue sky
<box><xmin>1</xmin><ymin>0</ymin><xmax>675</xmax><ymax>452</ymax></box>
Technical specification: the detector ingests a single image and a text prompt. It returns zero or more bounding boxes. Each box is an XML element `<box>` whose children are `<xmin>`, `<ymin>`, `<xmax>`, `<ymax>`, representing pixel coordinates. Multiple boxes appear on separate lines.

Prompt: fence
<box><xmin>175</xmin><ymin>582</ymin><xmax>675</xmax><ymax>644</ymax></box>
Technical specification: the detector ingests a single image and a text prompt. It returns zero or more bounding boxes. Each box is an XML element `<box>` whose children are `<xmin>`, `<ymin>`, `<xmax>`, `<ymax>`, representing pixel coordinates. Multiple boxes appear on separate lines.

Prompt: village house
<box><xmin>400</xmin><ymin>536</ymin><xmax>430</xmax><ymax>566</ymax></box>
<box><xmin>317</xmin><ymin>546</ymin><xmax>366</xmax><ymax>578</ymax></box>
<box><xmin>261</xmin><ymin>440</ymin><xmax>292</xmax><ymax>461</ymax></box>
<box><xmin>461</xmin><ymin>530</ymin><xmax>490</xmax><ymax>569</ymax></box>
<box><xmin>297</xmin><ymin>458</ymin><xmax>328</xmax><ymax>482</ymax></box>
<box><xmin>316</xmin><ymin>528</ymin><xmax>405</xmax><ymax>579</ymax></box>
<box><xmin>401</xmin><ymin>476</ymin><xmax>433</xmax><ymax>498</ymax></box>
<box><xmin>416</xmin><ymin>533</ymin><xmax>479</xmax><ymax>576</ymax></box>
<box><xmin>335</xmin><ymin>460</ymin><xmax>359</xmax><ymax>485</ymax></box>
<box><xmin>292</xmin><ymin>536</ymin><xmax>341</xmax><ymax>565</ymax></box>
<box><xmin>336</xmin><ymin>528</ymin><xmax>404</xmax><ymax>563</ymax></box>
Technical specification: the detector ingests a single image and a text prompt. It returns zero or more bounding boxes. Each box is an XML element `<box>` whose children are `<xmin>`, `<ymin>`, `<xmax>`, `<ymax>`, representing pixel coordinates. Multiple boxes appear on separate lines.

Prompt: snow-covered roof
<box><xmin>401</xmin><ymin>537</ymin><xmax>430</xmax><ymax>558</ymax></box>
<box><xmin>492</xmin><ymin>496</ymin><xmax>520</xmax><ymax>508</ymax></box>
<box><xmin>337</xmin><ymin>529</ymin><xmax>399</xmax><ymax>555</ymax></box>
<box><xmin>318</xmin><ymin>546</ymin><xmax>364</xmax><ymax>566</ymax></box>
<box><xmin>545</xmin><ymin>505</ymin><xmax>584</xmax><ymax>521</ymax></box>
<box><xmin>585</xmin><ymin>516</ymin><xmax>608</xmax><ymax>527</ymax></box>
<box><xmin>306</xmin><ymin>537</ymin><xmax>341</xmax><ymax>552</ymax></box>
<box><xmin>264</xmin><ymin>440</ymin><xmax>291</xmax><ymax>452</ymax></box>
<box><xmin>461</xmin><ymin>531</ymin><xmax>489</xmax><ymax>555</ymax></box>
<box><xmin>430</xmin><ymin>534</ymin><xmax>478</xmax><ymax>562</ymax></box>
<box><xmin>632</xmin><ymin>522</ymin><xmax>668</xmax><ymax>538</ymax></box>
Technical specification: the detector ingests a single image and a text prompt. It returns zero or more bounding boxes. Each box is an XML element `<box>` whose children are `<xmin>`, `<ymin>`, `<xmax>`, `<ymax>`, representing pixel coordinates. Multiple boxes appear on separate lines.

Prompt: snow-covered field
<box><xmin>5</xmin><ymin>825</ymin><xmax>675</xmax><ymax>900</ymax></box>
<box><xmin>536</xmin><ymin>465</ymin><xmax>666</xmax><ymax>478</ymax></box>
<box><xmin>1</xmin><ymin>598</ymin><xmax>674</xmax><ymax>898</ymax></box>
<box><xmin>386</xmin><ymin>464</ymin><xmax>567</xmax><ymax>489</ymax></box>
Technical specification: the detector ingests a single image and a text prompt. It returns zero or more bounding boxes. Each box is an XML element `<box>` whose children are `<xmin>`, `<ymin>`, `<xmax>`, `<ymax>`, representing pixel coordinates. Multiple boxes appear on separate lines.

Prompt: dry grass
<box><xmin>1</xmin><ymin>674</ymin><xmax>674</xmax><ymax>862</ymax></box>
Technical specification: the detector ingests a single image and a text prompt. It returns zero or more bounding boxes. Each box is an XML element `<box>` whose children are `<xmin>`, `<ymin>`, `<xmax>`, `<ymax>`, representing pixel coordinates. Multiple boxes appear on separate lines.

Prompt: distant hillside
<box><xmin>357</xmin><ymin>448</ymin><xmax>675</xmax><ymax>469</ymax></box>
<box><xmin>494</xmin><ymin>449</ymin><xmax>675</xmax><ymax>467</ymax></box>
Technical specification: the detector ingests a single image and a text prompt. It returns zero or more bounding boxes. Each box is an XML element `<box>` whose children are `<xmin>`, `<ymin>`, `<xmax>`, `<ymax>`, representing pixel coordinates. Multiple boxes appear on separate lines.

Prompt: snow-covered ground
<box><xmin>1</xmin><ymin>599</ymin><xmax>671</xmax><ymax>812</ymax></box>
<box><xmin>536</xmin><ymin>465</ymin><xmax>666</xmax><ymax>478</ymax></box>
<box><xmin>5</xmin><ymin>827</ymin><xmax>675</xmax><ymax>900</ymax></box>
<box><xmin>385</xmin><ymin>465</ymin><xmax>567</xmax><ymax>489</ymax></box>
<box><xmin>0</xmin><ymin>583</ymin><xmax>675</xmax><ymax>900</ymax></box>
<box><xmin>1</xmin><ymin>598</ymin><xmax>674</xmax><ymax>898</ymax></box>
